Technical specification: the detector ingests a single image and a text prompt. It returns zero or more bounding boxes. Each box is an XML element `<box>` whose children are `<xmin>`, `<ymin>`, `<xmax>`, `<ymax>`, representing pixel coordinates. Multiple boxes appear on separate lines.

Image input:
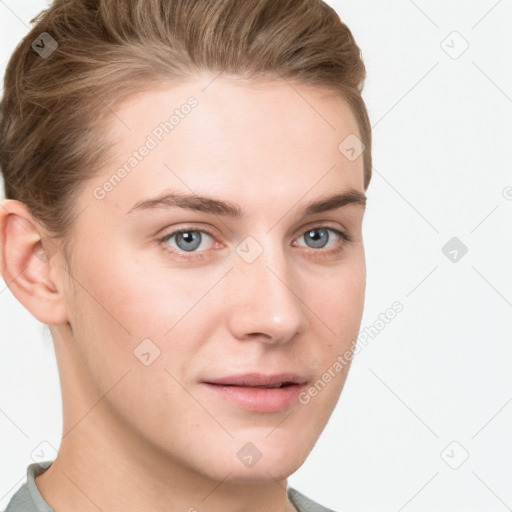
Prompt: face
<box><xmin>54</xmin><ymin>74</ymin><xmax>367</xmax><ymax>484</ymax></box>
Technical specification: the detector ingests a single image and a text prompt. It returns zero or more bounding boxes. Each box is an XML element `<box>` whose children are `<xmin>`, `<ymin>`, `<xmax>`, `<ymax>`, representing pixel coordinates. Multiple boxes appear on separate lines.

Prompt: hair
<box><xmin>0</xmin><ymin>0</ymin><xmax>372</xmax><ymax>250</ymax></box>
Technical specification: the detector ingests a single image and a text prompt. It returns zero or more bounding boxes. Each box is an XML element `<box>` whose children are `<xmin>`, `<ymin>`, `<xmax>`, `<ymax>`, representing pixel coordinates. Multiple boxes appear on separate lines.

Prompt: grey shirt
<box><xmin>4</xmin><ymin>462</ymin><xmax>336</xmax><ymax>512</ymax></box>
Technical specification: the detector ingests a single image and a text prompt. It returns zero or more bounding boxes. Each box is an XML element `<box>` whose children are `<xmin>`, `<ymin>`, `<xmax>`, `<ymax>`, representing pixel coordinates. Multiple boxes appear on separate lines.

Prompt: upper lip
<box><xmin>203</xmin><ymin>372</ymin><xmax>308</xmax><ymax>388</ymax></box>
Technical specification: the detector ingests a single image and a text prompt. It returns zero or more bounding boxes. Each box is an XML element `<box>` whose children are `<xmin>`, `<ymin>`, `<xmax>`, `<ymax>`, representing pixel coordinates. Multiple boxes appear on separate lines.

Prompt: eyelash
<box><xmin>157</xmin><ymin>225</ymin><xmax>352</xmax><ymax>262</ymax></box>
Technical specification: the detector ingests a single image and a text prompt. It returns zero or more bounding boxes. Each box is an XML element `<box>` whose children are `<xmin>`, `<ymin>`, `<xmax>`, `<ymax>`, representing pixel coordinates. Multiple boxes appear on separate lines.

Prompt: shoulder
<box><xmin>3</xmin><ymin>482</ymin><xmax>32</xmax><ymax>512</ymax></box>
<box><xmin>2</xmin><ymin>462</ymin><xmax>54</xmax><ymax>512</ymax></box>
<box><xmin>288</xmin><ymin>487</ymin><xmax>365</xmax><ymax>512</ymax></box>
<box><xmin>288</xmin><ymin>487</ymin><xmax>337</xmax><ymax>512</ymax></box>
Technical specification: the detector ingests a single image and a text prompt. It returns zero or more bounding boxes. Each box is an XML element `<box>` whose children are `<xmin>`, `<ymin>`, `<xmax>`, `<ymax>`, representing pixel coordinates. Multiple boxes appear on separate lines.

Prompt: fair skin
<box><xmin>0</xmin><ymin>74</ymin><xmax>366</xmax><ymax>512</ymax></box>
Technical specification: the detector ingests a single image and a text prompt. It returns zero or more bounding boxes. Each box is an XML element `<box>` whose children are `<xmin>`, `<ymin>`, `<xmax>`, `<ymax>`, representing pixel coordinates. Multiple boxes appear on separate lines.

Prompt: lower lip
<box><xmin>201</xmin><ymin>383</ymin><xmax>306</xmax><ymax>413</ymax></box>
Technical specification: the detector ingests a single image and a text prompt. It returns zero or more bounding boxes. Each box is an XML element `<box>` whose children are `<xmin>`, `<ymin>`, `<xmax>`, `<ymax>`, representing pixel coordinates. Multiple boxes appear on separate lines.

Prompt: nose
<box><xmin>226</xmin><ymin>241</ymin><xmax>309</xmax><ymax>345</ymax></box>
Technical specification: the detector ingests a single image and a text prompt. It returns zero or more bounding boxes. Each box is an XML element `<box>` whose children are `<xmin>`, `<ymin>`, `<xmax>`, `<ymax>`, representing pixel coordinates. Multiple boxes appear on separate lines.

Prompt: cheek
<box><xmin>302</xmin><ymin>259</ymin><xmax>365</xmax><ymax>399</ymax></box>
<box><xmin>316</xmin><ymin>259</ymin><xmax>366</xmax><ymax>332</ymax></box>
<box><xmin>65</xmin><ymin>248</ymin><xmax>222</xmax><ymax>384</ymax></box>
<box><xmin>64</xmin><ymin>255</ymin><xmax>201</xmax><ymax>424</ymax></box>
<box><xmin>73</xmin><ymin>249</ymin><xmax>194</xmax><ymax>338</ymax></box>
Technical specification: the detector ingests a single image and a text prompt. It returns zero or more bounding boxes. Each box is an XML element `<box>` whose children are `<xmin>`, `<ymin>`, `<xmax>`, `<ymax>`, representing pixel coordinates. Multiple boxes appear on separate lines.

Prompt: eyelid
<box><xmin>295</xmin><ymin>220</ymin><xmax>348</xmax><ymax>237</ymax></box>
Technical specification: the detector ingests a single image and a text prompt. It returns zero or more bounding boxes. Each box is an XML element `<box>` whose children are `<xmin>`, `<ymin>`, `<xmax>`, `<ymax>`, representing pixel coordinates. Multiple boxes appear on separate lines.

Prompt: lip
<box><xmin>201</xmin><ymin>373</ymin><xmax>308</xmax><ymax>413</ymax></box>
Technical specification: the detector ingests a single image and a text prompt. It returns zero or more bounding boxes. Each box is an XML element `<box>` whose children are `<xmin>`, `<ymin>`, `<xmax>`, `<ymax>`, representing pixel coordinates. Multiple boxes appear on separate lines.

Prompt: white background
<box><xmin>1</xmin><ymin>1</ymin><xmax>511</xmax><ymax>511</ymax></box>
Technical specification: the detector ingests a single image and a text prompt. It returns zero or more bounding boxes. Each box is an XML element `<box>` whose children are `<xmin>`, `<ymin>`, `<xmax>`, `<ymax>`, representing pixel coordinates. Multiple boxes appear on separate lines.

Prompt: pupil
<box><xmin>306</xmin><ymin>229</ymin><xmax>328</xmax><ymax>249</ymax></box>
<box><xmin>177</xmin><ymin>231</ymin><xmax>201</xmax><ymax>251</ymax></box>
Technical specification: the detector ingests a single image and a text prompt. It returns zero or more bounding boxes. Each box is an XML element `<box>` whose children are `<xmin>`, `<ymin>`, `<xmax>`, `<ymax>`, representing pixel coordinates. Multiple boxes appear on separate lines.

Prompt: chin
<box><xmin>233</xmin><ymin>435</ymin><xmax>311</xmax><ymax>481</ymax></box>
<box><xmin>178</xmin><ymin>432</ymin><xmax>312</xmax><ymax>485</ymax></box>
<box><xmin>212</xmin><ymin>456</ymin><xmax>304</xmax><ymax>485</ymax></box>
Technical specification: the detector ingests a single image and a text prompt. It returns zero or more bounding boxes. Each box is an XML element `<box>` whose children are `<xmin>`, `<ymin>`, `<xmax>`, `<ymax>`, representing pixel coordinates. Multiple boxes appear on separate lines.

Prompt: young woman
<box><xmin>0</xmin><ymin>1</ymin><xmax>372</xmax><ymax>510</ymax></box>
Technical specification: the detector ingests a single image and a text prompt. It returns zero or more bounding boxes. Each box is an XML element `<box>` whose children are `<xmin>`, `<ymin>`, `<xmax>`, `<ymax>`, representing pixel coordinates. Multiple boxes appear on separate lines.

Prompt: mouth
<box><xmin>201</xmin><ymin>373</ymin><xmax>308</xmax><ymax>413</ymax></box>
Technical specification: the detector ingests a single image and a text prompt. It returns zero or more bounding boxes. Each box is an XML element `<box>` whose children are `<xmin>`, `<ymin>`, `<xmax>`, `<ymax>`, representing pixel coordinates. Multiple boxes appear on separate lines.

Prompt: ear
<box><xmin>0</xmin><ymin>199</ymin><xmax>69</xmax><ymax>325</ymax></box>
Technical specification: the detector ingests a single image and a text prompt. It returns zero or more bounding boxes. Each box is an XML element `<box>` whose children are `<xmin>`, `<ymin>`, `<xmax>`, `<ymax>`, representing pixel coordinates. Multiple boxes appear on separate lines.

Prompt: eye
<box><xmin>173</xmin><ymin>230</ymin><xmax>210</xmax><ymax>252</ymax></box>
<box><xmin>294</xmin><ymin>227</ymin><xmax>349</xmax><ymax>254</ymax></box>
<box><xmin>159</xmin><ymin>228</ymin><xmax>217</xmax><ymax>260</ymax></box>
<box><xmin>158</xmin><ymin>225</ymin><xmax>351</xmax><ymax>262</ymax></box>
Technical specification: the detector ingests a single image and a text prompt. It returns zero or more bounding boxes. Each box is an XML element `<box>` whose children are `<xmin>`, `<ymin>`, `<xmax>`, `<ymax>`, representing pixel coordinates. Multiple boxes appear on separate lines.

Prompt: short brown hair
<box><xmin>0</xmin><ymin>0</ymin><xmax>372</xmax><ymax>243</ymax></box>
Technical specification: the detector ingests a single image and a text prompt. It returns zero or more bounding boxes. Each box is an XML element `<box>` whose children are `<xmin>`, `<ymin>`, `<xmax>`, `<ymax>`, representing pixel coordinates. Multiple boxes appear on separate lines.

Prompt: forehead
<box><xmin>83</xmin><ymin>76</ymin><xmax>364</xmax><ymax>215</ymax></box>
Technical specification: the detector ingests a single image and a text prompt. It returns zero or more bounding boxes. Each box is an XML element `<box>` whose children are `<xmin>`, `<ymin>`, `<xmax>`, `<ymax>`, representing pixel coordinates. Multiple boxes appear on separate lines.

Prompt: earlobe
<box><xmin>0</xmin><ymin>199</ymin><xmax>69</xmax><ymax>325</ymax></box>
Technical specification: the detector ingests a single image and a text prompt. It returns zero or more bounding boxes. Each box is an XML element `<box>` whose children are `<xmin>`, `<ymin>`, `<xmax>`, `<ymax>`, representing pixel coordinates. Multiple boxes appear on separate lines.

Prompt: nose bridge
<box><xmin>226</xmin><ymin>234</ymin><xmax>309</xmax><ymax>343</ymax></box>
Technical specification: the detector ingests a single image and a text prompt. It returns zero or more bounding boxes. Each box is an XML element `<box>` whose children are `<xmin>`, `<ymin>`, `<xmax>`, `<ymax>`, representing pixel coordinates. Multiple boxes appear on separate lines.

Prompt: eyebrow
<box><xmin>127</xmin><ymin>188</ymin><xmax>366</xmax><ymax>218</ymax></box>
